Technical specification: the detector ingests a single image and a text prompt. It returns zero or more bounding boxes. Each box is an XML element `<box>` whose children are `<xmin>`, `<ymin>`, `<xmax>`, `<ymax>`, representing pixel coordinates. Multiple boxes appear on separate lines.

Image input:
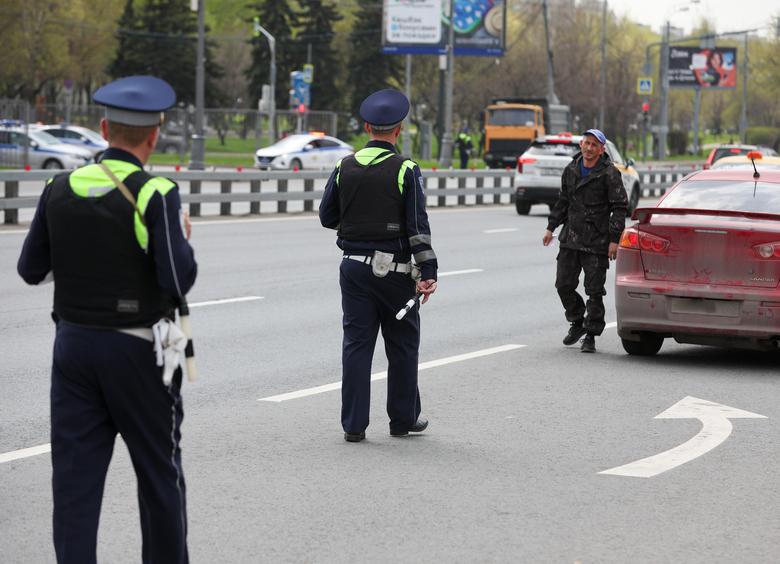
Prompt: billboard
<box><xmin>382</xmin><ymin>0</ymin><xmax>505</xmax><ymax>57</ymax></box>
<box><xmin>668</xmin><ymin>46</ymin><xmax>737</xmax><ymax>89</ymax></box>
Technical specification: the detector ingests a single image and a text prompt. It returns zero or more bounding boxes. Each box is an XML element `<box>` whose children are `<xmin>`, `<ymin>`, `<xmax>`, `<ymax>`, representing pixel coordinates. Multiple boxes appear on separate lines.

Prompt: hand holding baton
<box><xmin>178</xmin><ymin>296</ymin><xmax>197</xmax><ymax>382</ymax></box>
<box><xmin>396</xmin><ymin>291</ymin><xmax>423</xmax><ymax>320</ymax></box>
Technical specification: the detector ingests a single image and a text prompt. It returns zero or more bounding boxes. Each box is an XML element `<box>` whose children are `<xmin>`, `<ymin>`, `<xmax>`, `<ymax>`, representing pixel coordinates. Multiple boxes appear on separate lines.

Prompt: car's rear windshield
<box><xmin>526</xmin><ymin>141</ymin><xmax>579</xmax><ymax>157</ymax></box>
<box><xmin>487</xmin><ymin>108</ymin><xmax>535</xmax><ymax>127</ymax></box>
<box><xmin>661</xmin><ymin>180</ymin><xmax>780</xmax><ymax>216</ymax></box>
<box><xmin>712</xmin><ymin>148</ymin><xmax>751</xmax><ymax>162</ymax></box>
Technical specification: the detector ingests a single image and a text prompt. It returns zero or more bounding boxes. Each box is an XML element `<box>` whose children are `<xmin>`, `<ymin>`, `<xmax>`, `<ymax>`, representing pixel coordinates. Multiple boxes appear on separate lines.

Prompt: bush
<box><xmin>668</xmin><ymin>130</ymin><xmax>689</xmax><ymax>156</ymax></box>
<box><xmin>746</xmin><ymin>127</ymin><xmax>780</xmax><ymax>151</ymax></box>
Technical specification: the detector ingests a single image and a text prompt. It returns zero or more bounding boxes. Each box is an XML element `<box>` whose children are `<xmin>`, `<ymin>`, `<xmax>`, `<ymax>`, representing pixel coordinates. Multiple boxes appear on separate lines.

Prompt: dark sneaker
<box><xmin>581</xmin><ymin>334</ymin><xmax>596</xmax><ymax>353</ymax></box>
<box><xmin>563</xmin><ymin>323</ymin><xmax>587</xmax><ymax>346</ymax></box>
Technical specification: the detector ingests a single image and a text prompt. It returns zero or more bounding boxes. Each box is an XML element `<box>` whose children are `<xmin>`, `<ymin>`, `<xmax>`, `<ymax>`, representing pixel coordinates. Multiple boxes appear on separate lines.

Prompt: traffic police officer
<box><xmin>319</xmin><ymin>89</ymin><xmax>438</xmax><ymax>442</ymax></box>
<box><xmin>17</xmin><ymin>76</ymin><xmax>197</xmax><ymax>563</ymax></box>
<box><xmin>456</xmin><ymin>126</ymin><xmax>474</xmax><ymax>169</ymax></box>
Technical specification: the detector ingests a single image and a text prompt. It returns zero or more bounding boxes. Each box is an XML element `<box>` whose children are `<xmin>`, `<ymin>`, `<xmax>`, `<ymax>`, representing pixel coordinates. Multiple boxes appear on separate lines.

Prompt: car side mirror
<box><xmin>29</xmin><ymin>141</ymin><xmax>38</xmax><ymax>149</ymax></box>
<box><xmin>626</xmin><ymin>157</ymin><xmax>635</xmax><ymax>167</ymax></box>
<box><xmin>304</xmin><ymin>144</ymin><xmax>314</xmax><ymax>151</ymax></box>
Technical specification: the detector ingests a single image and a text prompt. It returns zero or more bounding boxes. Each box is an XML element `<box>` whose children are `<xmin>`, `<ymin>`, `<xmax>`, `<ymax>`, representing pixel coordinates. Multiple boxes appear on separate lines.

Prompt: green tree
<box><xmin>244</xmin><ymin>0</ymin><xmax>301</xmax><ymax>109</ymax></box>
<box><xmin>295</xmin><ymin>0</ymin><xmax>343</xmax><ymax>112</ymax></box>
<box><xmin>107</xmin><ymin>0</ymin><xmax>226</xmax><ymax>107</ymax></box>
<box><xmin>346</xmin><ymin>0</ymin><xmax>403</xmax><ymax>125</ymax></box>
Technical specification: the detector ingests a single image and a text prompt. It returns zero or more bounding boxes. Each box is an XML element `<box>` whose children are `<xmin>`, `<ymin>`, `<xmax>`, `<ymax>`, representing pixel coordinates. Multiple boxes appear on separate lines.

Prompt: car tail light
<box><xmin>619</xmin><ymin>227</ymin><xmax>670</xmax><ymax>253</ymax></box>
<box><xmin>752</xmin><ymin>241</ymin><xmax>780</xmax><ymax>259</ymax></box>
<box><xmin>517</xmin><ymin>157</ymin><xmax>535</xmax><ymax>173</ymax></box>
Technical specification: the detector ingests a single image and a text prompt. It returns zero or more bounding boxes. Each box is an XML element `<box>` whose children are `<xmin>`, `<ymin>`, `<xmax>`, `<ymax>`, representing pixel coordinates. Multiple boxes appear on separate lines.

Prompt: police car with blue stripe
<box><xmin>34</xmin><ymin>123</ymin><xmax>108</xmax><ymax>161</ymax></box>
<box><xmin>254</xmin><ymin>132</ymin><xmax>354</xmax><ymax>170</ymax></box>
<box><xmin>0</xmin><ymin>121</ymin><xmax>93</xmax><ymax>169</ymax></box>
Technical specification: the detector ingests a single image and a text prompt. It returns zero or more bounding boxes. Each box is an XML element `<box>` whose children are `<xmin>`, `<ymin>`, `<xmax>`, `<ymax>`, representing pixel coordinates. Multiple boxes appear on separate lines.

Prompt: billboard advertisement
<box><xmin>382</xmin><ymin>0</ymin><xmax>505</xmax><ymax>57</ymax></box>
<box><xmin>668</xmin><ymin>46</ymin><xmax>737</xmax><ymax>89</ymax></box>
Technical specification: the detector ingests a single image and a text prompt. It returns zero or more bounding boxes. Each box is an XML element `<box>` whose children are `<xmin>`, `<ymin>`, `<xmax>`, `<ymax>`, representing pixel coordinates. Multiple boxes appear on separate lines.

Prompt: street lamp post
<box><xmin>659</xmin><ymin>0</ymin><xmax>699</xmax><ymax>161</ymax></box>
<box><xmin>438</xmin><ymin>0</ymin><xmax>455</xmax><ymax>168</ymax></box>
<box><xmin>189</xmin><ymin>0</ymin><xmax>206</xmax><ymax>170</ymax></box>
<box><xmin>253</xmin><ymin>22</ymin><xmax>276</xmax><ymax>148</ymax></box>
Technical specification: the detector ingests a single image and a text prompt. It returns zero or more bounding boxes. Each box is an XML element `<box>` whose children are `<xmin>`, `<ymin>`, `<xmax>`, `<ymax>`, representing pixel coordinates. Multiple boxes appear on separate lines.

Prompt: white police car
<box><xmin>0</xmin><ymin>122</ymin><xmax>93</xmax><ymax>169</ymax></box>
<box><xmin>513</xmin><ymin>132</ymin><xmax>641</xmax><ymax>216</ymax></box>
<box><xmin>34</xmin><ymin>124</ymin><xmax>108</xmax><ymax>161</ymax></box>
<box><xmin>254</xmin><ymin>133</ymin><xmax>354</xmax><ymax>170</ymax></box>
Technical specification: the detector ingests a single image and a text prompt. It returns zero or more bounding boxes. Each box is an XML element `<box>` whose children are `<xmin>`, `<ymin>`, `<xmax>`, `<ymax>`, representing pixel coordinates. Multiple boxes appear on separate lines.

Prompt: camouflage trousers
<box><xmin>555</xmin><ymin>247</ymin><xmax>609</xmax><ymax>336</ymax></box>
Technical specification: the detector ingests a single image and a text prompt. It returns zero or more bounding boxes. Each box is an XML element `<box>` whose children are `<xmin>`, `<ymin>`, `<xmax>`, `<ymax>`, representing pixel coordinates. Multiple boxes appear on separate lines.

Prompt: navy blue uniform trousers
<box><xmin>51</xmin><ymin>322</ymin><xmax>188</xmax><ymax>564</ymax></box>
<box><xmin>340</xmin><ymin>259</ymin><xmax>422</xmax><ymax>434</ymax></box>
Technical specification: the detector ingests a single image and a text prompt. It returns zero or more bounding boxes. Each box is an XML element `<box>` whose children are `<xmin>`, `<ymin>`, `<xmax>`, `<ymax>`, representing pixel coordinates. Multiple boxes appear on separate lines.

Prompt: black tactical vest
<box><xmin>337</xmin><ymin>152</ymin><xmax>407</xmax><ymax>241</ymax></box>
<box><xmin>45</xmin><ymin>170</ymin><xmax>176</xmax><ymax>329</ymax></box>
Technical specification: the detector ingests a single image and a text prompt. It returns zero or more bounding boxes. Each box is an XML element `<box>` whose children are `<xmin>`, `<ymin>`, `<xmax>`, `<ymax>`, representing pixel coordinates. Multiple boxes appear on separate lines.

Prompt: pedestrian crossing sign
<box><xmin>637</xmin><ymin>78</ymin><xmax>653</xmax><ymax>95</ymax></box>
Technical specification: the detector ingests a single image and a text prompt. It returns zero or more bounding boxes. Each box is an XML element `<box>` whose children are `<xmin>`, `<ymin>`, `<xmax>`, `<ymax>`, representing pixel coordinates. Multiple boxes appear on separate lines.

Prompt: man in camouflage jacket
<box><xmin>542</xmin><ymin>129</ymin><xmax>628</xmax><ymax>352</ymax></box>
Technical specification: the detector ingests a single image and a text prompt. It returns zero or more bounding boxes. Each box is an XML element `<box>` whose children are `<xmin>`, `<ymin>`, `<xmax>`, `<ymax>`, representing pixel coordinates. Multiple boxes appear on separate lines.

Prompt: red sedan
<box><xmin>615</xmin><ymin>165</ymin><xmax>780</xmax><ymax>355</ymax></box>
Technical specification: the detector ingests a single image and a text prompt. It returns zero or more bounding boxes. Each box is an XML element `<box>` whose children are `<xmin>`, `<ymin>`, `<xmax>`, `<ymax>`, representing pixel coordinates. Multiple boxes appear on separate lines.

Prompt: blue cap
<box><xmin>360</xmin><ymin>90</ymin><xmax>409</xmax><ymax>131</ymax></box>
<box><xmin>462</xmin><ymin>125</ymin><xmax>469</xmax><ymax>133</ymax></box>
<box><xmin>581</xmin><ymin>129</ymin><xmax>606</xmax><ymax>145</ymax></box>
<box><xmin>93</xmin><ymin>76</ymin><xmax>176</xmax><ymax>127</ymax></box>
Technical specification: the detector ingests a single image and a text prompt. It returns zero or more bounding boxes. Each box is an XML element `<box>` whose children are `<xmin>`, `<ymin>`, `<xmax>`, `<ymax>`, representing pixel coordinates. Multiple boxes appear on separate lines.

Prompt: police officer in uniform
<box><xmin>542</xmin><ymin>129</ymin><xmax>627</xmax><ymax>353</ymax></box>
<box><xmin>319</xmin><ymin>89</ymin><xmax>437</xmax><ymax>442</ymax></box>
<box><xmin>456</xmin><ymin>126</ymin><xmax>474</xmax><ymax>169</ymax></box>
<box><xmin>17</xmin><ymin>76</ymin><xmax>197</xmax><ymax>563</ymax></box>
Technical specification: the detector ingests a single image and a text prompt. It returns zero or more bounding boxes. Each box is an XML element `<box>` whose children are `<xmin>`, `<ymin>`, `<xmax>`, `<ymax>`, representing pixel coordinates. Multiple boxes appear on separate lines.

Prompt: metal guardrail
<box><xmin>1</xmin><ymin>168</ymin><xmax>516</xmax><ymax>224</ymax></box>
<box><xmin>1</xmin><ymin>165</ymin><xmax>700</xmax><ymax>225</ymax></box>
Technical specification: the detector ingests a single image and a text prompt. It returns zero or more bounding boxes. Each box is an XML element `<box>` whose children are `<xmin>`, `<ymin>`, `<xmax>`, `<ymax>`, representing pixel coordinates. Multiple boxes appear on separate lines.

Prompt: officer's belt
<box><xmin>343</xmin><ymin>254</ymin><xmax>413</xmax><ymax>274</ymax></box>
<box><xmin>117</xmin><ymin>327</ymin><xmax>154</xmax><ymax>342</ymax></box>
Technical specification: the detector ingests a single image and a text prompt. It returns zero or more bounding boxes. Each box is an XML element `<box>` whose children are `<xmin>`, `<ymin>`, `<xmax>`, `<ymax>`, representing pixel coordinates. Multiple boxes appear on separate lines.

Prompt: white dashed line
<box><xmin>258</xmin><ymin>344</ymin><xmax>526</xmax><ymax>402</ymax></box>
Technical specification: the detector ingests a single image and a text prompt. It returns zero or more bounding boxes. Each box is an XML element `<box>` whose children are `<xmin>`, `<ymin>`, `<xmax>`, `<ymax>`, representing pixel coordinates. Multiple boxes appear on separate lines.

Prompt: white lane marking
<box><xmin>484</xmin><ymin>228</ymin><xmax>519</xmax><ymax>234</ymax></box>
<box><xmin>438</xmin><ymin>269</ymin><xmax>483</xmax><ymax>277</ymax></box>
<box><xmin>599</xmin><ymin>396</ymin><xmax>767</xmax><ymax>478</ymax></box>
<box><xmin>605</xmin><ymin>321</ymin><xmax>617</xmax><ymax>329</ymax></box>
<box><xmin>0</xmin><ymin>229</ymin><xmax>28</xmax><ymax>235</ymax></box>
<box><xmin>259</xmin><ymin>344</ymin><xmax>526</xmax><ymax>402</ymax></box>
<box><xmin>189</xmin><ymin>296</ymin><xmax>264</xmax><ymax>307</ymax></box>
<box><xmin>194</xmin><ymin>215</ymin><xmax>317</xmax><ymax>226</ymax></box>
<box><xmin>0</xmin><ymin>443</ymin><xmax>51</xmax><ymax>464</ymax></box>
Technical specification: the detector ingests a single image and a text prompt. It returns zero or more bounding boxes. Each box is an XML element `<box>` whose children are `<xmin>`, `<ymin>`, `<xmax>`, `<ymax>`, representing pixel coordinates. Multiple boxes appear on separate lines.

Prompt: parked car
<box><xmin>615</xmin><ymin>167</ymin><xmax>780</xmax><ymax>355</ymax></box>
<box><xmin>710</xmin><ymin>151</ymin><xmax>780</xmax><ymax>171</ymax></box>
<box><xmin>254</xmin><ymin>133</ymin><xmax>354</xmax><ymax>170</ymax></box>
<box><xmin>0</xmin><ymin>122</ymin><xmax>93</xmax><ymax>169</ymax></box>
<box><xmin>154</xmin><ymin>133</ymin><xmax>186</xmax><ymax>155</ymax></box>
<box><xmin>513</xmin><ymin>132</ymin><xmax>642</xmax><ymax>216</ymax></box>
<box><xmin>34</xmin><ymin>124</ymin><xmax>108</xmax><ymax>161</ymax></box>
<box><xmin>704</xmin><ymin>143</ymin><xmax>778</xmax><ymax>168</ymax></box>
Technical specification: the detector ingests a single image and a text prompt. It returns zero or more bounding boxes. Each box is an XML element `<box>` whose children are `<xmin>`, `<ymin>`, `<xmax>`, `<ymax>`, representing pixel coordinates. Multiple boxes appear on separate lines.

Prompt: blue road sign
<box><xmin>637</xmin><ymin>78</ymin><xmax>653</xmax><ymax>95</ymax></box>
<box><xmin>291</xmin><ymin>71</ymin><xmax>311</xmax><ymax>108</ymax></box>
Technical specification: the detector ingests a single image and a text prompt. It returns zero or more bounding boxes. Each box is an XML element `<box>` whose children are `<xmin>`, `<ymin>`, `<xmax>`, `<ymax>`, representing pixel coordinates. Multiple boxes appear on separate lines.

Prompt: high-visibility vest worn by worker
<box><xmin>44</xmin><ymin>162</ymin><xmax>178</xmax><ymax>329</ymax></box>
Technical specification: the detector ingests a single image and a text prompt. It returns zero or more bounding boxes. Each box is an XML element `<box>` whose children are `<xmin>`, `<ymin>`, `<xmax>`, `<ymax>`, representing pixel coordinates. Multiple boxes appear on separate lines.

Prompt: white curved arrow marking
<box><xmin>599</xmin><ymin>396</ymin><xmax>766</xmax><ymax>478</ymax></box>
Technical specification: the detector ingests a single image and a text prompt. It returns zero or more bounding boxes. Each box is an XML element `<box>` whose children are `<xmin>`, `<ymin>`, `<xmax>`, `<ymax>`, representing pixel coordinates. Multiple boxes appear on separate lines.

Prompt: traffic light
<box><xmin>642</xmin><ymin>103</ymin><xmax>649</xmax><ymax>117</ymax></box>
<box><xmin>297</xmin><ymin>103</ymin><xmax>306</xmax><ymax>114</ymax></box>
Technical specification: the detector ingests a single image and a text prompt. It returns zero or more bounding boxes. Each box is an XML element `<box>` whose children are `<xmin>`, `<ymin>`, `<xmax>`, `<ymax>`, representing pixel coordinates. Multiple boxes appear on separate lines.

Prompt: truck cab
<box><xmin>482</xmin><ymin>103</ymin><xmax>544</xmax><ymax>169</ymax></box>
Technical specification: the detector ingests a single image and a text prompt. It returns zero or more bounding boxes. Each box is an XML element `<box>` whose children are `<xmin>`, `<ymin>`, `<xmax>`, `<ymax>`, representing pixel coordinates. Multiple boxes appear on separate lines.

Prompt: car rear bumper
<box><xmin>514</xmin><ymin>178</ymin><xmax>560</xmax><ymax>203</ymax></box>
<box><xmin>616</xmin><ymin>250</ymin><xmax>780</xmax><ymax>348</ymax></box>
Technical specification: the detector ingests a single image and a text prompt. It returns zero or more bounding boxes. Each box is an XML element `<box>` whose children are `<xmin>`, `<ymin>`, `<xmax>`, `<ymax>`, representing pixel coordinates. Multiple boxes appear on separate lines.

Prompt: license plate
<box><xmin>540</xmin><ymin>167</ymin><xmax>564</xmax><ymax>176</ymax></box>
<box><xmin>670</xmin><ymin>297</ymin><xmax>739</xmax><ymax>317</ymax></box>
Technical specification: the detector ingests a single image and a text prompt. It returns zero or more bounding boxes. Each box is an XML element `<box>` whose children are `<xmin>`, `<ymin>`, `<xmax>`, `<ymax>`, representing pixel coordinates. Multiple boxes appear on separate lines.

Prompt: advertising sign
<box><xmin>382</xmin><ymin>0</ymin><xmax>505</xmax><ymax>57</ymax></box>
<box><xmin>668</xmin><ymin>46</ymin><xmax>737</xmax><ymax>89</ymax></box>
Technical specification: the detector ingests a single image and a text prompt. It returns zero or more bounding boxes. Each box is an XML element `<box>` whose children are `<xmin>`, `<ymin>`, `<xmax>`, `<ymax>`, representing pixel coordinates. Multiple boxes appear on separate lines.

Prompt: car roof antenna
<box><xmin>750</xmin><ymin>155</ymin><xmax>760</xmax><ymax>179</ymax></box>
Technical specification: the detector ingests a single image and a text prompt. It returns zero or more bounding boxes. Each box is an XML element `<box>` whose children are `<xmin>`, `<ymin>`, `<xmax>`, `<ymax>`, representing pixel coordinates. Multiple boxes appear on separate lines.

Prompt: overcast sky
<box><xmin>604</xmin><ymin>0</ymin><xmax>779</xmax><ymax>37</ymax></box>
